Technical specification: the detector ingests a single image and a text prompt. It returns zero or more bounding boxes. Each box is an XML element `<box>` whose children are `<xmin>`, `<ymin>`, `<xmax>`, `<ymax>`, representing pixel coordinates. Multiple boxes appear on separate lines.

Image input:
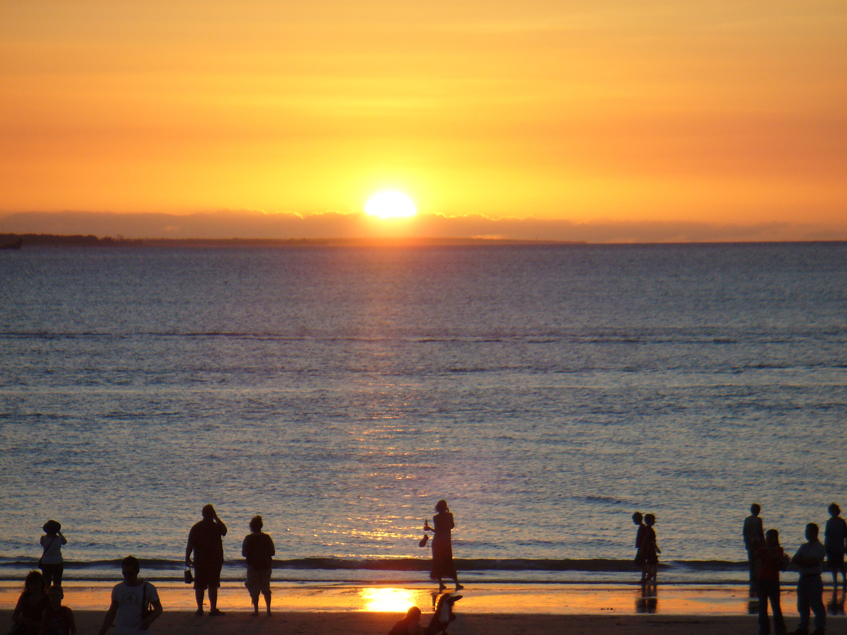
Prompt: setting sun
<box><xmin>364</xmin><ymin>191</ymin><xmax>417</xmax><ymax>220</ymax></box>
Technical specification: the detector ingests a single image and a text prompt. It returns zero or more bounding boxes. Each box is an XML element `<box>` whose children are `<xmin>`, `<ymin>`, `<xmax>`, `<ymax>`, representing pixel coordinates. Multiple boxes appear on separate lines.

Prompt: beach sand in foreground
<box><xmin>0</xmin><ymin>610</ymin><xmax>805</xmax><ymax>635</ymax></box>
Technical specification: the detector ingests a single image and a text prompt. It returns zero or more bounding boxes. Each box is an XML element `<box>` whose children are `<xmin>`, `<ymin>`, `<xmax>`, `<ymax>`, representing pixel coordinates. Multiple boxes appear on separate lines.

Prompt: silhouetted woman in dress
<box><xmin>424</xmin><ymin>500</ymin><xmax>463</xmax><ymax>591</ymax></box>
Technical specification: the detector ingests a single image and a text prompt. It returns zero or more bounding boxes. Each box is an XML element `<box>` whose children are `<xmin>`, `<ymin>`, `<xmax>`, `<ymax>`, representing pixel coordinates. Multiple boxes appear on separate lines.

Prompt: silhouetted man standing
<box><xmin>744</xmin><ymin>503</ymin><xmax>765</xmax><ymax>595</ymax></box>
<box><xmin>791</xmin><ymin>523</ymin><xmax>826</xmax><ymax>635</ymax></box>
<box><xmin>186</xmin><ymin>504</ymin><xmax>227</xmax><ymax>616</ymax></box>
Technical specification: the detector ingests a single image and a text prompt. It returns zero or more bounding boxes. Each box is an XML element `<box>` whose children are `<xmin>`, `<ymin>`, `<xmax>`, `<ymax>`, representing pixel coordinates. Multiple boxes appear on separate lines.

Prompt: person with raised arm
<box><xmin>185</xmin><ymin>504</ymin><xmax>228</xmax><ymax>616</ymax></box>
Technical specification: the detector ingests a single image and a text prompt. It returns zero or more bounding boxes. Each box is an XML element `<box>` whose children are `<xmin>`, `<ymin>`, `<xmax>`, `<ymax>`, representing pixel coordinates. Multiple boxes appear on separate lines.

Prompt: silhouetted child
<box><xmin>825</xmin><ymin>503</ymin><xmax>847</xmax><ymax>591</ymax></box>
<box><xmin>632</xmin><ymin>512</ymin><xmax>647</xmax><ymax>584</ymax></box>
<box><xmin>40</xmin><ymin>586</ymin><xmax>75</xmax><ymax>635</ymax></box>
<box><xmin>756</xmin><ymin>529</ymin><xmax>789</xmax><ymax>635</ymax></box>
<box><xmin>643</xmin><ymin>514</ymin><xmax>660</xmax><ymax>585</ymax></box>
<box><xmin>39</xmin><ymin>520</ymin><xmax>67</xmax><ymax>588</ymax></box>
<box><xmin>388</xmin><ymin>606</ymin><xmax>423</xmax><ymax>635</ymax></box>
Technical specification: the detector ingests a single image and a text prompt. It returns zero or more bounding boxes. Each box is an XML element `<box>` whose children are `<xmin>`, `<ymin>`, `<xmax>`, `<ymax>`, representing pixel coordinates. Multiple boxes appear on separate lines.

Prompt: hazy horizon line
<box><xmin>2</xmin><ymin>210</ymin><xmax>846</xmax><ymax>243</ymax></box>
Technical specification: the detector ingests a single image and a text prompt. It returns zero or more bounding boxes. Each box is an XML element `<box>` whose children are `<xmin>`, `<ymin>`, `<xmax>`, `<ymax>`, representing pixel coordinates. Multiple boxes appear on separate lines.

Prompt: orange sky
<box><xmin>1</xmin><ymin>1</ymin><xmax>846</xmax><ymax>239</ymax></box>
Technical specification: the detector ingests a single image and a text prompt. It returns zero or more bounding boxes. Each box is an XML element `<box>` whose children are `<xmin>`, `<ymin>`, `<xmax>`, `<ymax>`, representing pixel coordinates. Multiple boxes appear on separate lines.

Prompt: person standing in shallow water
<box><xmin>185</xmin><ymin>504</ymin><xmax>227</xmax><ymax>616</ymax></box>
<box><xmin>241</xmin><ymin>515</ymin><xmax>275</xmax><ymax>616</ymax></box>
<box><xmin>744</xmin><ymin>504</ymin><xmax>766</xmax><ymax>595</ymax></box>
<box><xmin>424</xmin><ymin>500</ymin><xmax>463</xmax><ymax>591</ymax></box>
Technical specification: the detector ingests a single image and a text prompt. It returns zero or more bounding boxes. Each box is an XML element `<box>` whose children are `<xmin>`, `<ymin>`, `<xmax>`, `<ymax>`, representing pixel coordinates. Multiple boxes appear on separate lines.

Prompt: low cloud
<box><xmin>1</xmin><ymin>210</ymin><xmax>845</xmax><ymax>243</ymax></box>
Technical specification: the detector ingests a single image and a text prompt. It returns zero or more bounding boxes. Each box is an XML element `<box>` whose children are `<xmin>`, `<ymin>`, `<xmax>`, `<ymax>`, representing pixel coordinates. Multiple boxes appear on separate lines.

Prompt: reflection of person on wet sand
<box><xmin>388</xmin><ymin>606</ymin><xmax>423</xmax><ymax>635</ymax></box>
<box><xmin>424</xmin><ymin>500</ymin><xmax>463</xmax><ymax>592</ymax></box>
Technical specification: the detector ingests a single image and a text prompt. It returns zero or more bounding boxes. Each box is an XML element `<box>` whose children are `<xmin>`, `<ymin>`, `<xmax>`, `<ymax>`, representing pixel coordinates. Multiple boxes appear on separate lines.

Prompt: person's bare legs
<box><xmin>209</xmin><ymin>587</ymin><xmax>224</xmax><ymax>615</ymax></box>
<box><xmin>264</xmin><ymin>590</ymin><xmax>272</xmax><ymax>616</ymax></box>
<box><xmin>194</xmin><ymin>588</ymin><xmax>205</xmax><ymax>615</ymax></box>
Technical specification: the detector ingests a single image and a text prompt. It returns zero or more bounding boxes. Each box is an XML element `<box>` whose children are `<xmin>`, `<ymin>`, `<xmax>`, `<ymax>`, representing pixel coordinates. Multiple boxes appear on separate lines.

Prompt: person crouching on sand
<box><xmin>40</xmin><ymin>585</ymin><xmax>76</xmax><ymax>635</ymax></box>
<box><xmin>388</xmin><ymin>606</ymin><xmax>424</xmax><ymax>635</ymax></box>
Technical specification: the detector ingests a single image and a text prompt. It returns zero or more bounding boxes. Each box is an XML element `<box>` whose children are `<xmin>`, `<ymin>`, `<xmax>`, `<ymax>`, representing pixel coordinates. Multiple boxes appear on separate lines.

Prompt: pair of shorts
<box><xmin>193</xmin><ymin>561</ymin><xmax>222</xmax><ymax>590</ymax></box>
<box><xmin>245</xmin><ymin>567</ymin><xmax>271</xmax><ymax>598</ymax></box>
<box><xmin>828</xmin><ymin>549</ymin><xmax>845</xmax><ymax>569</ymax></box>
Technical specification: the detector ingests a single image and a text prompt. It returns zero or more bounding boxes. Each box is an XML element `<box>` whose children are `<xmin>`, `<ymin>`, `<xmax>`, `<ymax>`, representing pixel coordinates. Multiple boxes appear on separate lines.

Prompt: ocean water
<box><xmin>1</xmin><ymin>243</ymin><xmax>846</xmax><ymax>584</ymax></box>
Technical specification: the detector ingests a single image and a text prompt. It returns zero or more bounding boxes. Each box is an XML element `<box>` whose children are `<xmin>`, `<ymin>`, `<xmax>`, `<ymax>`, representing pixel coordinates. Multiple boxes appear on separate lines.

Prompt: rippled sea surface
<box><xmin>1</xmin><ymin>243</ymin><xmax>846</xmax><ymax>581</ymax></box>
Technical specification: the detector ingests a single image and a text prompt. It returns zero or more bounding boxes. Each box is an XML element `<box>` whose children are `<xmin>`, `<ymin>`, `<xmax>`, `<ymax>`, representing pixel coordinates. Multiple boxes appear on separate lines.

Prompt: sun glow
<box><xmin>359</xmin><ymin>587</ymin><xmax>419</xmax><ymax>612</ymax></box>
<box><xmin>364</xmin><ymin>191</ymin><xmax>417</xmax><ymax>219</ymax></box>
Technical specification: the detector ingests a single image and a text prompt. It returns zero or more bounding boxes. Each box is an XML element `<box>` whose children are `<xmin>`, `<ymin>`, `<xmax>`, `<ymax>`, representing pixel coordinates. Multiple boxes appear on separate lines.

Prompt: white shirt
<box><xmin>112</xmin><ymin>580</ymin><xmax>159</xmax><ymax>635</ymax></box>
<box><xmin>794</xmin><ymin>540</ymin><xmax>826</xmax><ymax>576</ymax></box>
<box><xmin>40</xmin><ymin>535</ymin><xmax>64</xmax><ymax>564</ymax></box>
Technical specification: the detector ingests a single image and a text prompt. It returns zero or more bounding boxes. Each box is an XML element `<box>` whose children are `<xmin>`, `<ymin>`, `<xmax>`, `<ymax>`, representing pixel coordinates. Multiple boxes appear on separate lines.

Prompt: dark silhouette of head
<box><xmin>765</xmin><ymin>528</ymin><xmax>780</xmax><ymax>547</ymax></box>
<box><xmin>121</xmin><ymin>555</ymin><xmax>140</xmax><ymax>575</ymax></box>
<box><xmin>751</xmin><ymin>504</ymin><xmax>761</xmax><ymax>516</ymax></box>
<box><xmin>42</xmin><ymin>519</ymin><xmax>61</xmax><ymax>535</ymax></box>
<box><xmin>806</xmin><ymin>523</ymin><xmax>819</xmax><ymax>542</ymax></box>
<box><xmin>632</xmin><ymin>512</ymin><xmax>643</xmax><ymax>525</ymax></box>
<box><xmin>405</xmin><ymin>606</ymin><xmax>422</xmax><ymax>622</ymax></box>
<box><xmin>250</xmin><ymin>515</ymin><xmax>263</xmax><ymax>532</ymax></box>
<box><xmin>644</xmin><ymin>513</ymin><xmax>656</xmax><ymax>526</ymax></box>
<box><xmin>23</xmin><ymin>570</ymin><xmax>47</xmax><ymax>596</ymax></box>
<box><xmin>435</xmin><ymin>500</ymin><xmax>449</xmax><ymax>513</ymax></box>
<box><xmin>202</xmin><ymin>504</ymin><xmax>216</xmax><ymax>520</ymax></box>
<box><xmin>830</xmin><ymin>503</ymin><xmax>841</xmax><ymax>517</ymax></box>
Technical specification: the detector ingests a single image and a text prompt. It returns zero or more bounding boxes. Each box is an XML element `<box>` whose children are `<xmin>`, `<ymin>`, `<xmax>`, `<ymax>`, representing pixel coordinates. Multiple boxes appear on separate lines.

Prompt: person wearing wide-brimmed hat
<box><xmin>39</xmin><ymin>520</ymin><xmax>67</xmax><ymax>587</ymax></box>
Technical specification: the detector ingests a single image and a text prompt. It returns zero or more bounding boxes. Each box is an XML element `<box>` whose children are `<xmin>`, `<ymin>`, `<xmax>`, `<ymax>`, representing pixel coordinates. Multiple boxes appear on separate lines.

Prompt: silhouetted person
<box><xmin>242</xmin><ymin>515</ymin><xmax>274</xmax><ymax>616</ymax></box>
<box><xmin>425</xmin><ymin>593</ymin><xmax>462</xmax><ymax>635</ymax></box>
<box><xmin>424</xmin><ymin>500</ymin><xmax>463</xmax><ymax>591</ymax></box>
<box><xmin>388</xmin><ymin>606</ymin><xmax>424</xmax><ymax>635</ymax></box>
<box><xmin>745</xmin><ymin>504</ymin><xmax>765</xmax><ymax>595</ymax></box>
<box><xmin>39</xmin><ymin>520</ymin><xmax>67</xmax><ymax>587</ymax></box>
<box><xmin>97</xmin><ymin>556</ymin><xmax>162</xmax><ymax>635</ymax></box>
<box><xmin>632</xmin><ymin>512</ymin><xmax>647</xmax><ymax>585</ymax></box>
<box><xmin>185</xmin><ymin>504</ymin><xmax>227</xmax><ymax>616</ymax></box>
<box><xmin>757</xmin><ymin>529</ymin><xmax>789</xmax><ymax>635</ymax></box>
<box><xmin>791</xmin><ymin>523</ymin><xmax>826</xmax><ymax>635</ymax></box>
<box><xmin>12</xmin><ymin>571</ymin><xmax>48</xmax><ymax>635</ymax></box>
<box><xmin>642</xmin><ymin>513</ymin><xmax>660</xmax><ymax>586</ymax></box>
<box><xmin>40</xmin><ymin>585</ymin><xmax>76</xmax><ymax>635</ymax></box>
<box><xmin>825</xmin><ymin>503</ymin><xmax>847</xmax><ymax>591</ymax></box>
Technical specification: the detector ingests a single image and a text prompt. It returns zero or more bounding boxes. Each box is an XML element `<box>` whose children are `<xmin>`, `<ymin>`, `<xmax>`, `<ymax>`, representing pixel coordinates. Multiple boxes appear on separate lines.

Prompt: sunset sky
<box><xmin>2</xmin><ymin>1</ymin><xmax>846</xmax><ymax>240</ymax></box>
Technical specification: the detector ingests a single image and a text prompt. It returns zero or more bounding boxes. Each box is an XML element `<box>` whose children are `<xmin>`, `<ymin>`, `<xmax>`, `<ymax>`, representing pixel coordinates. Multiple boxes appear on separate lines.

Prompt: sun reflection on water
<box><xmin>360</xmin><ymin>587</ymin><xmax>418</xmax><ymax>612</ymax></box>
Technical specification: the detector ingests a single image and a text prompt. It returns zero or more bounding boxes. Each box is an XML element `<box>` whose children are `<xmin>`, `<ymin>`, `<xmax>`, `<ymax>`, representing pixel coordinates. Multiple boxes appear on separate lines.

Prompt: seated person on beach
<box><xmin>388</xmin><ymin>607</ymin><xmax>424</xmax><ymax>635</ymax></box>
<box><xmin>97</xmin><ymin>556</ymin><xmax>163</xmax><ymax>635</ymax></box>
<box><xmin>242</xmin><ymin>515</ymin><xmax>275</xmax><ymax>616</ymax></box>
<box><xmin>40</xmin><ymin>585</ymin><xmax>76</xmax><ymax>635</ymax></box>
<box><xmin>12</xmin><ymin>571</ymin><xmax>49</xmax><ymax>635</ymax></box>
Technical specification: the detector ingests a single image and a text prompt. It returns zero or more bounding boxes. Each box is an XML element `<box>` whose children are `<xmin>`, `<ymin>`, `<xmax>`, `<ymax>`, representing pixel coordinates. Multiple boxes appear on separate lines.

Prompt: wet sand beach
<box><xmin>0</xmin><ymin>608</ymin><xmax>824</xmax><ymax>635</ymax></box>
